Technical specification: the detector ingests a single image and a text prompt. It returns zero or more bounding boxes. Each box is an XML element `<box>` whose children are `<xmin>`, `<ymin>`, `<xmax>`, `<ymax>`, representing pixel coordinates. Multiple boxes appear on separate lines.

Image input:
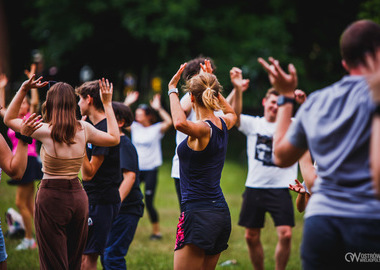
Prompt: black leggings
<box><xmin>140</xmin><ymin>169</ymin><xmax>159</xmax><ymax>223</ymax></box>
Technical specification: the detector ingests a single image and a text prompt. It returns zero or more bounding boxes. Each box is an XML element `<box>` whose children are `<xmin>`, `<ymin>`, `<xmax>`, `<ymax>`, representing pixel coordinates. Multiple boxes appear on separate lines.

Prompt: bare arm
<box><xmin>85</xmin><ymin>79</ymin><xmax>120</xmax><ymax>147</ymax></box>
<box><xmin>299</xmin><ymin>151</ymin><xmax>317</xmax><ymax>193</ymax></box>
<box><xmin>81</xmin><ymin>154</ymin><xmax>105</xmax><ymax>181</ymax></box>
<box><xmin>150</xmin><ymin>94</ymin><xmax>172</xmax><ymax>133</ymax></box>
<box><xmin>258</xmin><ymin>57</ymin><xmax>306</xmax><ymax>167</ymax></box>
<box><xmin>119</xmin><ymin>170</ymin><xmax>136</xmax><ymax>201</ymax></box>
<box><xmin>4</xmin><ymin>76</ymin><xmax>48</xmax><ymax>131</ymax></box>
<box><xmin>168</xmin><ymin>63</ymin><xmax>210</xmax><ymax>138</ymax></box>
<box><xmin>25</xmin><ymin>64</ymin><xmax>39</xmax><ymax>114</ymax></box>
<box><xmin>0</xmin><ymin>113</ymin><xmax>42</xmax><ymax>179</ymax></box>
<box><xmin>218</xmin><ymin>93</ymin><xmax>237</xmax><ymax>130</ymax></box>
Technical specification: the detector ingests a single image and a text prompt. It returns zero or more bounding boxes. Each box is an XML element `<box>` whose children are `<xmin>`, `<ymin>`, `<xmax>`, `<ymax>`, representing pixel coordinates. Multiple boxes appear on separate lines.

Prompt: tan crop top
<box><xmin>40</xmin><ymin>125</ymin><xmax>86</xmax><ymax>177</ymax></box>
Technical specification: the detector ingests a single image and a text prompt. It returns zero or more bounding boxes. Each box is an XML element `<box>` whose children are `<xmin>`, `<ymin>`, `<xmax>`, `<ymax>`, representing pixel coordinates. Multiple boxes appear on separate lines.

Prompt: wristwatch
<box><xmin>277</xmin><ymin>95</ymin><xmax>295</xmax><ymax>106</ymax></box>
<box><xmin>168</xmin><ymin>88</ymin><xmax>179</xmax><ymax>96</ymax></box>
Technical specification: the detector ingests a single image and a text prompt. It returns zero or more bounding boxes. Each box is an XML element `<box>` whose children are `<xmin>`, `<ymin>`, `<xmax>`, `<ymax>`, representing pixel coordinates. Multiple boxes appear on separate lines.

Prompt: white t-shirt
<box><xmin>238</xmin><ymin>114</ymin><xmax>298</xmax><ymax>188</ymax></box>
<box><xmin>131</xmin><ymin>121</ymin><xmax>164</xmax><ymax>171</ymax></box>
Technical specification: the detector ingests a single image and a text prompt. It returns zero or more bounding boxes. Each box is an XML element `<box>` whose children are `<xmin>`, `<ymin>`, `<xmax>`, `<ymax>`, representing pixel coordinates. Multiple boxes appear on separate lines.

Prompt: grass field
<box><xmin>0</xmin><ymin>160</ymin><xmax>305</xmax><ymax>269</ymax></box>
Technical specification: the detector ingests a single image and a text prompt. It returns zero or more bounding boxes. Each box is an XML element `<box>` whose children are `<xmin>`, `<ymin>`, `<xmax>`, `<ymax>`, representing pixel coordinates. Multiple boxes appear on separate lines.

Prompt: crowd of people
<box><xmin>0</xmin><ymin>19</ymin><xmax>379</xmax><ymax>270</ymax></box>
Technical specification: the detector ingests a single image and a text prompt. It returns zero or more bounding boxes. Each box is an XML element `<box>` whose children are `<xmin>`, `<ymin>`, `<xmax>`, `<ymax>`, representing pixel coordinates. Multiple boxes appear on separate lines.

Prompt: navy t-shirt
<box><xmin>83</xmin><ymin>118</ymin><xmax>121</xmax><ymax>205</ymax></box>
<box><xmin>177</xmin><ymin>119</ymin><xmax>228</xmax><ymax>203</ymax></box>
<box><xmin>118</xmin><ymin>135</ymin><xmax>144</xmax><ymax>217</ymax></box>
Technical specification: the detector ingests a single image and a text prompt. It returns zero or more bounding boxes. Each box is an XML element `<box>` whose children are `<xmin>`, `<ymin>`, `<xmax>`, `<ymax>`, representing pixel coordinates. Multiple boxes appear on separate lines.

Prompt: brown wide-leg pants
<box><xmin>35</xmin><ymin>178</ymin><xmax>88</xmax><ymax>270</ymax></box>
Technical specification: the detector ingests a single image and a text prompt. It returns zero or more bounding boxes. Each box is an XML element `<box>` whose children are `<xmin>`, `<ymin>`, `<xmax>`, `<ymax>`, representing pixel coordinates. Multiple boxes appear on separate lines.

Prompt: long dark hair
<box><xmin>41</xmin><ymin>82</ymin><xmax>80</xmax><ymax>144</ymax></box>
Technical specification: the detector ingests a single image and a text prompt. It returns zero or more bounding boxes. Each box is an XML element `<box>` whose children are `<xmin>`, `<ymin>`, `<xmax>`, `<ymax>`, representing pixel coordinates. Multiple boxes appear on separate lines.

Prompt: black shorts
<box><xmin>7</xmin><ymin>156</ymin><xmax>42</xmax><ymax>185</ymax></box>
<box><xmin>238</xmin><ymin>188</ymin><xmax>294</xmax><ymax>228</ymax></box>
<box><xmin>175</xmin><ymin>199</ymin><xmax>231</xmax><ymax>255</ymax></box>
<box><xmin>84</xmin><ymin>203</ymin><xmax>120</xmax><ymax>255</ymax></box>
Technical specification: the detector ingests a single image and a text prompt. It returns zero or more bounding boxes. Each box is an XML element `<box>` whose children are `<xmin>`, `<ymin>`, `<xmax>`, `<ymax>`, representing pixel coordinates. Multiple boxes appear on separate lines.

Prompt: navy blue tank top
<box><xmin>177</xmin><ymin>118</ymin><xmax>228</xmax><ymax>203</ymax></box>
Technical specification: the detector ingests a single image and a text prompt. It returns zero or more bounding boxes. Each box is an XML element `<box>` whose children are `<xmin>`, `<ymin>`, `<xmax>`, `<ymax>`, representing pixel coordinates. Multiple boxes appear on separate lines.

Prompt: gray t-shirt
<box><xmin>287</xmin><ymin>75</ymin><xmax>380</xmax><ymax>219</ymax></box>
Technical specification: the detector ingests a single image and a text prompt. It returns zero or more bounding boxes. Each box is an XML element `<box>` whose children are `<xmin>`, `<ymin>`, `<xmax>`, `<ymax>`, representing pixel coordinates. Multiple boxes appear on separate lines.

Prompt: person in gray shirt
<box><xmin>259</xmin><ymin>19</ymin><xmax>380</xmax><ymax>270</ymax></box>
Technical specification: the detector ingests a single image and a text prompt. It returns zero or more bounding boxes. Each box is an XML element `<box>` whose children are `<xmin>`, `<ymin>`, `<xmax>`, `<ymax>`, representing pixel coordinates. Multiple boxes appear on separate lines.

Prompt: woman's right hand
<box><xmin>168</xmin><ymin>63</ymin><xmax>187</xmax><ymax>90</ymax></box>
<box><xmin>99</xmin><ymin>78</ymin><xmax>113</xmax><ymax>105</ymax></box>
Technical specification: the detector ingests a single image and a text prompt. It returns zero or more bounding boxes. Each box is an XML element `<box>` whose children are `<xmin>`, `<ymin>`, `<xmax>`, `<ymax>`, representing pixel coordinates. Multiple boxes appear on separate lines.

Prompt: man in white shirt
<box><xmin>230</xmin><ymin>68</ymin><xmax>301</xmax><ymax>270</ymax></box>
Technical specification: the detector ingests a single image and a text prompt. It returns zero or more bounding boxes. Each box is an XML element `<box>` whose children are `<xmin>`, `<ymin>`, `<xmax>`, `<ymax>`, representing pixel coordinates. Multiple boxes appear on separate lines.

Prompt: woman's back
<box><xmin>38</xmin><ymin>121</ymin><xmax>87</xmax><ymax>179</ymax></box>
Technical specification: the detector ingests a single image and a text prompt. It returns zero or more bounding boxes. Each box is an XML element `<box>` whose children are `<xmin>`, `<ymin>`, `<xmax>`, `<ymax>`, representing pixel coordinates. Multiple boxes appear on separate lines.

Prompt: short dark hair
<box><xmin>112</xmin><ymin>101</ymin><xmax>134</xmax><ymax>128</ymax></box>
<box><xmin>75</xmin><ymin>80</ymin><xmax>104</xmax><ymax>112</ymax></box>
<box><xmin>182</xmin><ymin>56</ymin><xmax>216</xmax><ymax>81</ymax></box>
<box><xmin>340</xmin><ymin>20</ymin><xmax>380</xmax><ymax>68</ymax></box>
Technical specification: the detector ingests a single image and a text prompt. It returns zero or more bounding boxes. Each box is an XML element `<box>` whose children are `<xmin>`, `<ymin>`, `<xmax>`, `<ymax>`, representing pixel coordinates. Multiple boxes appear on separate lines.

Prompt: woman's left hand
<box><xmin>20</xmin><ymin>113</ymin><xmax>43</xmax><ymax>137</ymax></box>
<box><xmin>168</xmin><ymin>63</ymin><xmax>187</xmax><ymax>90</ymax></box>
<box><xmin>20</xmin><ymin>75</ymin><xmax>48</xmax><ymax>92</ymax></box>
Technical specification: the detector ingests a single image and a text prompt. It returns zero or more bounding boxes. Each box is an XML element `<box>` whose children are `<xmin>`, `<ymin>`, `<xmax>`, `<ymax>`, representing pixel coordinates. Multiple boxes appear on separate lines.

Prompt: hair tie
<box><xmin>206</xmin><ymin>87</ymin><xmax>211</xmax><ymax>91</ymax></box>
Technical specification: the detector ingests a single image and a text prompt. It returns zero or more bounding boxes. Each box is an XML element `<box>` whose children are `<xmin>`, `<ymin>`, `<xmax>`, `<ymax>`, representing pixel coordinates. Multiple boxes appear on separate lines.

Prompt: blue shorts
<box><xmin>175</xmin><ymin>199</ymin><xmax>231</xmax><ymax>255</ymax></box>
<box><xmin>84</xmin><ymin>203</ymin><xmax>120</xmax><ymax>255</ymax></box>
<box><xmin>302</xmin><ymin>215</ymin><xmax>380</xmax><ymax>270</ymax></box>
<box><xmin>0</xmin><ymin>220</ymin><xmax>7</xmax><ymax>263</ymax></box>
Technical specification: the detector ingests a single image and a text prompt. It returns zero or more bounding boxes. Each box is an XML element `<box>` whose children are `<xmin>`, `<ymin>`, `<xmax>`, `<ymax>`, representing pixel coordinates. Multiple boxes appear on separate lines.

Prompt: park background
<box><xmin>0</xmin><ymin>0</ymin><xmax>379</xmax><ymax>269</ymax></box>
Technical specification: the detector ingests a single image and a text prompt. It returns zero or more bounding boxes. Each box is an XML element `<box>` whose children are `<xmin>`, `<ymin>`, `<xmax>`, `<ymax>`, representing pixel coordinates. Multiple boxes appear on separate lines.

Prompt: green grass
<box><xmin>0</xmin><ymin>161</ymin><xmax>304</xmax><ymax>269</ymax></box>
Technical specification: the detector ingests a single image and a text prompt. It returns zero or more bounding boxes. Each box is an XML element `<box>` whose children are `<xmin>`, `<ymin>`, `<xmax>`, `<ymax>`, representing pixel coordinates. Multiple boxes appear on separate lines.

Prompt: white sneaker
<box><xmin>15</xmin><ymin>238</ymin><xmax>37</xmax><ymax>250</ymax></box>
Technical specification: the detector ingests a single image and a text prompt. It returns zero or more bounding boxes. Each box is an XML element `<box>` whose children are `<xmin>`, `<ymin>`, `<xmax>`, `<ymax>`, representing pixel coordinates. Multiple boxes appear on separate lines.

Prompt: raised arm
<box><xmin>150</xmin><ymin>94</ymin><xmax>172</xmax><ymax>133</ymax></box>
<box><xmin>229</xmin><ymin>67</ymin><xmax>248</xmax><ymax>127</ymax></box>
<box><xmin>258</xmin><ymin>57</ymin><xmax>306</xmax><ymax>167</ymax></box>
<box><xmin>4</xmin><ymin>75</ymin><xmax>48</xmax><ymax>131</ymax></box>
<box><xmin>25</xmin><ymin>64</ymin><xmax>40</xmax><ymax>114</ymax></box>
<box><xmin>168</xmin><ymin>63</ymin><xmax>210</xmax><ymax>138</ymax></box>
<box><xmin>85</xmin><ymin>78</ymin><xmax>120</xmax><ymax>147</ymax></box>
<box><xmin>124</xmin><ymin>90</ymin><xmax>139</xmax><ymax>107</ymax></box>
<box><xmin>218</xmin><ymin>93</ymin><xmax>237</xmax><ymax>130</ymax></box>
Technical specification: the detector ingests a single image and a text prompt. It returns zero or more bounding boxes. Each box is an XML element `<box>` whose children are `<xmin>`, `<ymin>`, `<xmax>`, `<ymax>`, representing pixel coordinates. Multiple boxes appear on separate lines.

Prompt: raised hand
<box><xmin>200</xmin><ymin>59</ymin><xmax>213</xmax><ymax>74</ymax></box>
<box><xmin>169</xmin><ymin>63</ymin><xmax>187</xmax><ymax>90</ymax></box>
<box><xmin>124</xmin><ymin>90</ymin><xmax>139</xmax><ymax>106</ymax></box>
<box><xmin>99</xmin><ymin>78</ymin><xmax>113</xmax><ymax>105</ymax></box>
<box><xmin>230</xmin><ymin>67</ymin><xmax>250</xmax><ymax>91</ymax></box>
<box><xmin>0</xmin><ymin>74</ymin><xmax>8</xmax><ymax>89</ymax></box>
<box><xmin>294</xmin><ymin>89</ymin><xmax>307</xmax><ymax>104</ymax></box>
<box><xmin>20</xmin><ymin>75</ymin><xmax>49</xmax><ymax>92</ymax></box>
<box><xmin>258</xmin><ymin>57</ymin><xmax>298</xmax><ymax>96</ymax></box>
<box><xmin>289</xmin><ymin>179</ymin><xmax>306</xmax><ymax>194</ymax></box>
<box><xmin>24</xmin><ymin>63</ymin><xmax>37</xmax><ymax>80</ymax></box>
<box><xmin>20</xmin><ymin>113</ymin><xmax>43</xmax><ymax>137</ymax></box>
<box><xmin>150</xmin><ymin>94</ymin><xmax>162</xmax><ymax>110</ymax></box>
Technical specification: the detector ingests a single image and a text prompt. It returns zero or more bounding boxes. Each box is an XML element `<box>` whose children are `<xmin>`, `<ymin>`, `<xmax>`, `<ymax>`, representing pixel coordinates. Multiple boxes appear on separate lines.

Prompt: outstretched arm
<box><xmin>258</xmin><ymin>57</ymin><xmax>306</xmax><ymax>167</ymax></box>
<box><xmin>0</xmin><ymin>73</ymin><xmax>7</xmax><ymax>118</ymax></box>
<box><xmin>289</xmin><ymin>179</ymin><xmax>310</xmax><ymax>213</ymax></box>
<box><xmin>150</xmin><ymin>94</ymin><xmax>172</xmax><ymax>133</ymax></box>
<box><xmin>124</xmin><ymin>90</ymin><xmax>139</xmax><ymax>107</ymax></box>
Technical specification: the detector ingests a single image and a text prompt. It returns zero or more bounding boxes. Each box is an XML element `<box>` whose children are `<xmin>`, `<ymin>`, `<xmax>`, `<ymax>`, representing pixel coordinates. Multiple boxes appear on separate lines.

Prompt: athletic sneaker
<box><xmin>149</xmin><ymin>234</ymin><xmax>162</xmax><ymax>240</ymax></box>
<box><xmin>15</xmin><ymin>238</ymin><xmax>37</xmax><ymax>250</ymax></box>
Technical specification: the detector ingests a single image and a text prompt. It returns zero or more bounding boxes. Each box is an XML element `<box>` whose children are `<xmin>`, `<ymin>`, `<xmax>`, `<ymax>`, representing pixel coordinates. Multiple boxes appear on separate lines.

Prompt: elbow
<box><xmin>109</xmin><ymin>136</ymin><xmax>120</xmax><ymax>146</ymax></box>
<box><xmin>8</xmin><ymin>170</ymin><xmax>24</xmax><ymax>181</ymax></box>
<box><xmin>173</xmin><ymin>118</ymin><xmax>187</xmax><ymax>131</ymax></box>
<box><xmin>274</xmin><ymin>152</ymin><xmax>296</xmax><ymax>168</ymax></box>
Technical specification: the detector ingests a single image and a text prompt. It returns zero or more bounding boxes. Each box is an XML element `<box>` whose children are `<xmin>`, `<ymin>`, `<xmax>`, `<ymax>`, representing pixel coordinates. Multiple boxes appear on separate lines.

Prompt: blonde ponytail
<box><xmin>202</xmin><ymin>87</ymin><xmax>221</xmax><ymax>111</ymax></box>
<box><xmin>184</xmin><ymin>73</ymin><xmax>224</xmax><ymax>111</ymax></box>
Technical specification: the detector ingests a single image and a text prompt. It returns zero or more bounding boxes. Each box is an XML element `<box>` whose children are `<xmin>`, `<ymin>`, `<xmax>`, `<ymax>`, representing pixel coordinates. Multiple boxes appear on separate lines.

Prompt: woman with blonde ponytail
<box><xmin>168</xmin><ymin>60</ymin><xmax>241</xmax><ymax>270</ymax></box>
